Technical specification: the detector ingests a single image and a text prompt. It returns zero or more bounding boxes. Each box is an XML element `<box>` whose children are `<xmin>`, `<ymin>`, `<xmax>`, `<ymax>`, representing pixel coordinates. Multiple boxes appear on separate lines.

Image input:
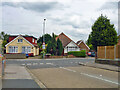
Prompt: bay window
<box><xmin>9</xmin><ymin>46</ymin><xmax>18</xmax><ymax>53</ymax></box>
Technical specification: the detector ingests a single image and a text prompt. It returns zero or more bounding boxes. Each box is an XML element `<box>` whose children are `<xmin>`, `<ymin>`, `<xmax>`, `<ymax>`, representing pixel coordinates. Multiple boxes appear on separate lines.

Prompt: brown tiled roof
<box><xmin>56</xmin><ymin>32</ymin><xmax>79</xmax><ymax>47</ymax></box>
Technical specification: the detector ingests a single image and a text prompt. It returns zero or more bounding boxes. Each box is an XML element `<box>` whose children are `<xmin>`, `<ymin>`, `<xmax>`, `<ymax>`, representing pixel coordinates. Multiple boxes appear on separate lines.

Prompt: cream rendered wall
<box><xmin>6</xmin><ymin>36</ymin><xmax>33</xmax><ymax>53</ymax></box>
<box><xmin>64</xmin><ymin>41</ymin><xmax>80</xmax><ymax>53</ymax></box>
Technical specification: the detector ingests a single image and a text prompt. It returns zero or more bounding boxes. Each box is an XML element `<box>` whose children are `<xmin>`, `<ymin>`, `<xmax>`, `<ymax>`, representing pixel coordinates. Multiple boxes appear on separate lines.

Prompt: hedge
<box><xmin>68</xmin><ymin>50</ymin><xmax>86</xmax><ymax>57</ymax></box>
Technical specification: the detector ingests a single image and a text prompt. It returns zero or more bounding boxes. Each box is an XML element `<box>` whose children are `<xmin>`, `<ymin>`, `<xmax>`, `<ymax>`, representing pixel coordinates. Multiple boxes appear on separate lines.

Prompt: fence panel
<box><xmin>106</xmin><ymin>46</ymin><xmax>114</xmax><ymax>59</ymax></box>
<box><xmin>97</xmin><ymin>45</ymin><xmax>120</xmax><ymax>59</ymax></box>
<box><xmin>97</xmin><ymin>46</ymin><xmax>105</xmax><ymax>59</ymax></box>
<box><xmin>116</xmin><ymin>45</ymin><xmax>120</xmax><ymax>59</ymax></box>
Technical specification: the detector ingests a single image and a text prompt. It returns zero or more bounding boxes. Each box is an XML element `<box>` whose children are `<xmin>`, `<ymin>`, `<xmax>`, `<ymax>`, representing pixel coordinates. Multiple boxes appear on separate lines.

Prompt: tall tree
<box><xmin>86</xmin><ymin>34</ymin><xmax>92</xmax><ymax>46</ymax></box>
<box><xmin>57</xmin><ymin>38</ymin><xmax>63</xmax><ymax>56</ymax></box>
<box><xmin>91</xmin><ymin>14</ymin><xmax>117</xmax><ymax>51</ymax></box>
<box><xmin>37</xmin><ymin>34</ymin><xmax>52</xmax><ymax>47</ymax></box>
<box><xmin>0</xmin><ymin>31</ymin><xmax>9</xmax><ymax>47</ymax></box>
<box><xmin>51</xmin><ymin>33</ymin><xmax>57</xmax><ymax>55</ymax></box>
<box><xmin>46</xmin><ymin>41</ymin><xmax>52</xmax><ymax>53</ymax></box>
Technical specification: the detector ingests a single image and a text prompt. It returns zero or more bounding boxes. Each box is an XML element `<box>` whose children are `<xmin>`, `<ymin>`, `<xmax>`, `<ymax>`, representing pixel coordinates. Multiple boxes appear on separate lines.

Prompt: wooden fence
<box><xmin>97</xmin><ymin>45</ymin><xmax>120</xmax><ymax>60</ymax></box>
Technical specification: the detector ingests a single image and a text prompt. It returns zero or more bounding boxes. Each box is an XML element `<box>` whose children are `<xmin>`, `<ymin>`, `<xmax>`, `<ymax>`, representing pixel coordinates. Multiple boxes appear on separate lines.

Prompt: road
<box><xmin>5</xmin><ymin>58</ymin><xmax>119</xmax><ymax>88</ymax></box>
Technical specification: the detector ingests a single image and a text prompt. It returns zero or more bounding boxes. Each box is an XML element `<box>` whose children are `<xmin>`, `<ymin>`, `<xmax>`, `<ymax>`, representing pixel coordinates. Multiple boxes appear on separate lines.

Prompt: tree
<box><xmin>46</xmin><ymin>41</ymin><xmax>52</xmax><ymax>53</ymax></box>
<box><xmin>37</xmin><ymin>34</ymin><xmax>52</xmax><ymax>47</ymax></box>
<box><xmin>57</xmin><ymin>38</ymin><xmax>63</xmax><ymax>56</ymax></box>
<box><xmin>86</xmin><ymin>34</ymin><xmax>92</xmax><ymax>46</ymax></box>
<box><xmin>91</xmin><ymin>14</ymin><xmax>118</xmax><ymax>51</ymax></box>
<box><xmin>86</xmin><ymin>34</ymin><xmax>94</xmax><ymax>50</ymax></box>
<box><xmin>0</xmin><ymin>31</ymin><xmax>9</xmax><ymax>47</ymax></box>
<box><xmin>51</xmin><ymin>33</ymin><xmax>57</xmax><ymax>55</ymax></box>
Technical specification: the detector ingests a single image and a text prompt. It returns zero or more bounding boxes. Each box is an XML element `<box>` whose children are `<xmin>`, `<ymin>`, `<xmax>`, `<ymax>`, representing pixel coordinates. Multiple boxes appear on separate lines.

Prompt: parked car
<box><xmin>87</xmin><ymin>52</ymin><xmax>91</xmax><ymax>56</ymax></box>
<box><xmin>91</xmin><ymin>52</ymin><xmax>95</xmax><ymax>57</ymax></box>
<box><xmin>26</xmin><ymin>54</ymin><xmax>29</xmax><ymax>58</ymax></box>
<box><xmin>87</xmin><ymin>52</ymin><xmax>95</xmax><ymax>57</ymax></box>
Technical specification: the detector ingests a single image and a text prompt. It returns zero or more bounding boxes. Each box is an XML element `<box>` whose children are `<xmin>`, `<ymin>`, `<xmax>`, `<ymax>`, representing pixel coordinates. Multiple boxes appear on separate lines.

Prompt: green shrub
<box><xmin>68</xmin><ymin>50</ymin><xmax>86</xmax><ymax>57</ymax></box>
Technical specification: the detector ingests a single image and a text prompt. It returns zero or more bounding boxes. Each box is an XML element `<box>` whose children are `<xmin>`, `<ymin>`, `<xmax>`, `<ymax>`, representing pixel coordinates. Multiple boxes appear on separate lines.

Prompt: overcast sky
<box><xmin>0</xmin><ymin>0</ymin><xmax>119</xmax><ymax>42</ymax></box>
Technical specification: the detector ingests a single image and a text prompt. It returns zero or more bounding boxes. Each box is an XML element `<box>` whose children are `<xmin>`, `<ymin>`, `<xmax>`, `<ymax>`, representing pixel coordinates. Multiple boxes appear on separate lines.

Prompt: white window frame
<box><xmin>22</xmin><ymin>46</ymin><xmax>31</xmax><ymax>53</ymax></box>
<box><xmin>32</xmin><ymin>38</ymin><xmax>34</xmax><ymax>43</ymax></box>
<box><xmin>68</xmin><ymin>46</ymin><xmax>78</xmax><ymax>52</ymax></box>
<box><xmin>18</xmin><ymin>39</ymin><xmax>23</xmax><ymax>43</ymax></box>
<box><xmin>9</xmin><ymin>46</ymin><xmax>18</xmax><ymax>53</ymax></box>
<box><xmin>35</xmin><ymin>40</ymin><xmax>37</xmax><ymax>43</ymax></box>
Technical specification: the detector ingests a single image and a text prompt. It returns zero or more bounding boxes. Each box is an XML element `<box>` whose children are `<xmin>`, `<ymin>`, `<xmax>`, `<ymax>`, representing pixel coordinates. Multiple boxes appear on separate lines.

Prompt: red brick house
<box><xmin>76</xmin><ymin>40</ymin><xmax>90</xmax><ymax>52</ymax></box>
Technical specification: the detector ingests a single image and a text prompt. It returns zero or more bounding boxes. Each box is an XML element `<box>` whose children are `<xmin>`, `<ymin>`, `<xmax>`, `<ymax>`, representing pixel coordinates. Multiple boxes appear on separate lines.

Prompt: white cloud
<box><xmin>1</xmin><ymin>0</ymin><xmax>119</xmax><ymax>42</ymax></box>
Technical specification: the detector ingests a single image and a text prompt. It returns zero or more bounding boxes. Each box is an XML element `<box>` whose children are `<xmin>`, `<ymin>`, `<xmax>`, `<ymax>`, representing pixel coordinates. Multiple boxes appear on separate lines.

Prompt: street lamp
<box><xmin>43</xmin><ymin>19</ymin><xmax>46</xmax><ymax>43</ymax></box>
<box><xmin>42</xmin><ymin>19</ymin><xmax>46</xmax><ymax>59</ymax></box>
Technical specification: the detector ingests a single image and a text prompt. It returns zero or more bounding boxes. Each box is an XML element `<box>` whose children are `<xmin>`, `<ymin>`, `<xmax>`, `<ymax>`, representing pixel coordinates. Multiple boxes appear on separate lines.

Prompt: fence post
<box><xmin>105</xmin><ymin>46</ymin><xmax>106</xmax><ymax>59</ymax></box>
<box><xmin>114</xmin><ymin>45</ymin><xmax>116</xmax><ymax>60</ymax></box>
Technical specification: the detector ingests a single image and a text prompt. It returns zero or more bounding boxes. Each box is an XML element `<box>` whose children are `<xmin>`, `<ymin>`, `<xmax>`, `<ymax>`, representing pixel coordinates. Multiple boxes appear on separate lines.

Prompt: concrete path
<box><xmin>2</xmin><ymin>64</ymin><xmax>40</xmax><ymax>89</ymax></box>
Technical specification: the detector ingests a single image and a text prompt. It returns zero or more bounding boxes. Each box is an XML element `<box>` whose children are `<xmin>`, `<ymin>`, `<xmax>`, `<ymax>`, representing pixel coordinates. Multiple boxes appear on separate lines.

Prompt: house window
<box><xmin>22</xmin><ymin>46</ymin><xmax>31</xmax><ymax>53</ymax></box>
<box><xmin>67</xmin><ymin>46</ymin><xmax>77</xmax><ymax>52</ymax></box>
<box><xmin>35</xmin><ymin>40</ymin><xmax>37</xmax><ymax>43</ymax></box>
<box><xmin>32</xmin><ymin>38</ymin><xmax>34</xmax><ymax>43</ymax></box>
<box><xmin>9</xmin><ymin>46</ymin><xmax>18</xmax><ymax>53</ymax></box>
<box><xmin>18</xmin><ymin>39</ymin><xmax>23</xmax><ymax>43</ymax></box>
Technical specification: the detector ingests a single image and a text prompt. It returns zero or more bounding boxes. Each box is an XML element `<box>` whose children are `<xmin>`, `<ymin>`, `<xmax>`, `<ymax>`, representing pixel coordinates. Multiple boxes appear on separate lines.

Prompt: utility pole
<box><xmin>42</xmin><ymin>19</ymin><xmax>46</xmax><ymax>59</ymax></box>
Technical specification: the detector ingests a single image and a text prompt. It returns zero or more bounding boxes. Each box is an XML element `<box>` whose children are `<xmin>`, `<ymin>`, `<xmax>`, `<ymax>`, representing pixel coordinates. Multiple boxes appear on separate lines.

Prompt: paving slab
<box><xmin>3</xmin><ymin>65</ymin><xmax>32</xmax><ymax>79</ymax></box>
<box><xmin>2</xmin><ymin>64</ymin><xmax>40</xmax><ymax>88</ymax></box>
<box><xmin>2</xmin><ymin>79</ymin><xmax>40</xmax><ymax>88</ymax></box>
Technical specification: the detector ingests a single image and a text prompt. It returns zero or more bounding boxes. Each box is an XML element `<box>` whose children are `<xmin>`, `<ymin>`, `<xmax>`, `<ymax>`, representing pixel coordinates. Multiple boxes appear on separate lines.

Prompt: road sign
<box><xmin>42</xmin><ymin>42</ymin><xmax>45</xmax><ymax>49</ymax></box>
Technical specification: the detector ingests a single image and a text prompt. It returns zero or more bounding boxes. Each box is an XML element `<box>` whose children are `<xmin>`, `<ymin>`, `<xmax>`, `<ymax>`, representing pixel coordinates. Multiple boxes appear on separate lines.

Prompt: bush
<box><xmin>68</xmin><ymin>50</ymin><xmax>86</xmax><ymax>57</ymax></box>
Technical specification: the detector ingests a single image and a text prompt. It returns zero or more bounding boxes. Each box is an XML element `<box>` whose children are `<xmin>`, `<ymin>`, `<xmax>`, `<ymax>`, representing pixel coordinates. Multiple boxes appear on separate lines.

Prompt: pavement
<box><xmin>79</xmin><ymin>61</ymin><xmax>120</xmax><ymax>72</ymax></box>
<box><xmin>2</xmin><ymin>64</ymin><xmax>41</xmax><ymax>89</ymax></box>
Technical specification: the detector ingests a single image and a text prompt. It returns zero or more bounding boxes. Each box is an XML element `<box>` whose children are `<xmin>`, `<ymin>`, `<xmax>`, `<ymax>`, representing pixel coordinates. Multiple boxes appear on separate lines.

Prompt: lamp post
<box><xmin>42</xmin><ymin>19</ymin><xmax>46</xmax><ymax>59</ymax></box>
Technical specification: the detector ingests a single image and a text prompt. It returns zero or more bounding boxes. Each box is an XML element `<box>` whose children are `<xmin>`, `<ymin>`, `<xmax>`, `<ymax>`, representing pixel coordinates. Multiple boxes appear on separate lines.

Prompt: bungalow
<box><xmin>56</xmin><ymin>32</ymin><xmax>80</xmax><ymax>55</ymax></box>
<box><xmin>76</xmin><ymin>40</ymin><xmax>90</xmax><ymax>52</ymax></box>
<box><xmin>5</xmin><ymin>35</ymin><xmax>39</xmax><ymax>56</ymax></box>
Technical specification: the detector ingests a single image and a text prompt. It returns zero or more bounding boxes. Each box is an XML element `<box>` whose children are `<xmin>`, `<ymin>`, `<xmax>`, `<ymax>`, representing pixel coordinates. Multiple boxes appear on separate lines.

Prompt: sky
<box><xmin>0</xmin><ymin>0</ymin><xmax>119</xmax><ymax>42</ymax></box>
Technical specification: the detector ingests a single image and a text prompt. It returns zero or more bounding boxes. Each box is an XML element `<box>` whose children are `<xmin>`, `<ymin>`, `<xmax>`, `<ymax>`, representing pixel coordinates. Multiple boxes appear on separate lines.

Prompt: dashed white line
<box><xmin>46</xmin><ymin>63</ymin><xmax>52</xmax><ymax>64</ymax></box>
<box><xmin>33</xmin><ymin>63</ymin><xmax>38</xmax><ymax>65</ymax></box>
<box><xmin>27</xmin><ymin>63</ymin><xmax>32</xmax><ymax>65</ymax></box>
<box><xmin>59</xmin><ymin>67</ymin><xmax>76</xmax><ymax>72</ymax></box>
<box><xmin>40</xmin><ymin>63</ymin><xmax>44</xmax><ymax>65</ymax></box>
<box><xmin>21</xmin><ymin>64</ymin><xmax>25</xmax><ymax>66</ymax></box>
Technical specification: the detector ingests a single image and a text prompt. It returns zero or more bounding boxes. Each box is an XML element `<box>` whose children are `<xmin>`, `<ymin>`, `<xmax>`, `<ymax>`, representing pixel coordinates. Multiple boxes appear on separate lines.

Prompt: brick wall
<box><xmin>4</xmin><ymin>53</ymin><xmax>26</xmax><ymax>59</ymax></box>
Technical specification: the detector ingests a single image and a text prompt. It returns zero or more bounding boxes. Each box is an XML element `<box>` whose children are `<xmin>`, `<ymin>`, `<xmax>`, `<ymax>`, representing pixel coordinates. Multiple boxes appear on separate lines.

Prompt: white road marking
<box><xmin>40</xmin><ymin>63</ymin><xmax>43</xmax><ymax>65</ymax></box>
<box><xmin>27</xmin><ymin>63</ymin><xmax>31</xmax><ymax>65</ymax></box>
<box><xmin>100</xmin><ymin>75</ymin><xmax>102</xmax><ymax>77</ymax></box>
<box><xmin>33</xmin><ymin>63</ymin><xmax>38</xmax><ymax>65</ymax></box>
<box><xmin>46</xmin><ymin>63</ymin><xmax>52</xmax><ymax>64</ymax></box>
<box><xmin>81</xmin><ymin>72</ymin><xmax>120</xmax><ymax>85</ymax></box>
<box><xmin>59</xmin><ymin>67</ymin><xmax>119</xmax><ymax>85</ymax></box>
<box><xmin>21</xmin><ymin>64</ymin><xmax>25</xmax><ymax>66</ymax></box>
<box><xmin>59</xmin><ymin>67</ymin><xmax>76</xmax><ymax>72</ymax></box>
